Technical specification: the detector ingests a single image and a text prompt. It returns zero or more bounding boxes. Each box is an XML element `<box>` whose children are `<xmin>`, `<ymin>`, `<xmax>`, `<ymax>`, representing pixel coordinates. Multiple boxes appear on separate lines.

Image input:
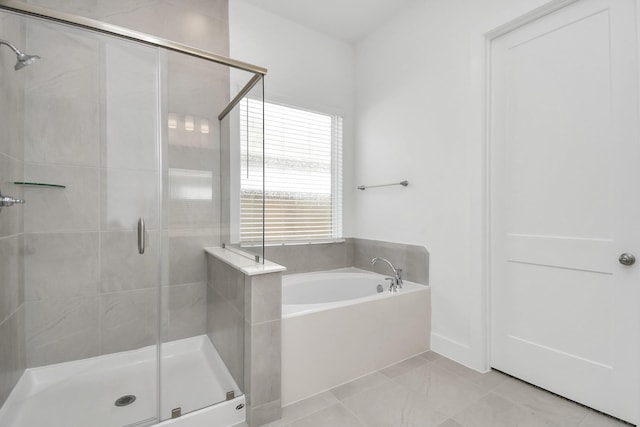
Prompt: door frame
<box><xmin>479</xmin><ymin>0</ymin><xmax>640</xmax><ymax>419</ymax></box>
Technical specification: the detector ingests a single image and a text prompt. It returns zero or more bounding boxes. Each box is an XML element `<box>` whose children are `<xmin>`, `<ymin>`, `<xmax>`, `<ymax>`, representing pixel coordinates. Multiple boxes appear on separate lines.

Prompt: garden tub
<box><xmin>281</xmin><ymin>268</ymin><xmax>430</xmax><ymax>405</ymax></box>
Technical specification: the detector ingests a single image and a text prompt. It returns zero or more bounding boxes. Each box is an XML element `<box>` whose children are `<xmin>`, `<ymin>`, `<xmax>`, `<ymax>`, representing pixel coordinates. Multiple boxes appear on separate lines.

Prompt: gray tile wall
<box><xmin>207</xmin><ymin>255</ymin><xmax>245</xmax><ymax>388</ymax></box>
<box><xmin>24</xmin><ymin>1</ymin><xmax>229</xmax><ymax>55</ymax></box>
<box><xmin>17</xmin><ymin>0</ymin><xmax>231</xmax><ymax>367</ymax></box>
<box><xmin>0</xmin><ymin>12</ymin><xmax>26</xmax><ymax>407</ymax></box>
<box><xmin>264</xmin><ymin>238</ymin><xmax>429</xmax><ymax>285</ymax></box>
<box><xmin>265</xmin><ymin>242</ymin><xmax>353</xmax><ymax>275</ymax></box>
<box><xmin>0</xmin><ymin>308</ymin><xmax>25</xmax><ymax>407</ymax></box>
<box><xmin>244</xmin><ymin>272</ymin><xmax>282</xmax><ymax>426</ymax></box>
<box><xmin>206</xmin><ymin>251</ymin><xmax>282</xmax><ymax>427</ymax></box>
<box><xmin>352</xmin><ymin>238</ymin><xmax>429</xmax><ymax>285</ymax></box>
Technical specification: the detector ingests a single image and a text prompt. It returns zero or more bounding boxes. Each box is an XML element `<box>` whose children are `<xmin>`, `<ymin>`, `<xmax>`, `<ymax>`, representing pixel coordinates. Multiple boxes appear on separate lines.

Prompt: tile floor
<box><xmin>234</xmin><ymin>351</ymin><xmax>633</xmax><ymax>427</ymax></box>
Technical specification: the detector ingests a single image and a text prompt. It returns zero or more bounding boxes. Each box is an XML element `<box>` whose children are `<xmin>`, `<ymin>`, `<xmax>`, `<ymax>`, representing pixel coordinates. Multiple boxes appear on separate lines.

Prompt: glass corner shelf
<box><xmin>13</xmin><ymin>181</ymin><xmax>66</xmax><ymax>189</ymax></box>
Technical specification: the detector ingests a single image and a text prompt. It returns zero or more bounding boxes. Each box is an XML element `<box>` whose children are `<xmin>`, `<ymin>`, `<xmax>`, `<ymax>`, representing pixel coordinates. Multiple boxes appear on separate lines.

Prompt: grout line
<box><xmin>24</xmin><ymin>160</ymin><xmax>158</xmax><ymax>173</ymax></box>
<box><xmin>0</xmin><ymin>302</ymin><xmax>25</xmax><ymax>328</ymax></box>
<box><xmin>0</xmin><ymin>151</ymin><xmax>24</xmax><ymax>163</ymax></box>
<box><xmin>24</xmin><ymin>229</ymin><xmax>102</xmax><ymax>235</ymax></box>
<box><xmin>0</xmin><ymin>232</ymin><xmax>23</xmax><ymax>241</ymax></box>
<box><xmin>97</xmin><ymin>227</ymin><xmax>103</xmax><ymax>356</ymax></box>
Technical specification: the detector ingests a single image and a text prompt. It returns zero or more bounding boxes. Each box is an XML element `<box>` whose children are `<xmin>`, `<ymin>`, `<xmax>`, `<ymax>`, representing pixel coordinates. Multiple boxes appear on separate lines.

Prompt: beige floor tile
<box><xmin>272</xmin><ymin>392</ymin><xmax>340</xmax><ymax>426</ymax></box>
<box><xmin>458</xmin><ymin>368</ymin><xmax>510</xmax><ymax>392</ymax></box>
<box><xmin>434</xmin><ymin>357</ymin><xmax>477</xmax><ymax>376</ymax></box>
<box><xmin>437</xmin><ymin>419</ymin><xmax>465</xmax><ymax>427</ymax></box>
<box><xmin>287</xmin><ymin>404</ymin><xmax>364</xmax><ymax>427</ymax></box>
<box><xmin>493</xmin><ymin>377</ymin><xmax>589</xmax><ymax>426</ymax></box>
<box><xmin>452</xmin><ymin>393</ymin><xmax>561</xmax><ymax>427</ymax></box>
<box><xmin>392</xmin><ymin>363</ymin><xmax>487</xmax><ymax>417</ymax></box>
<box><xmin>421</xmin><ymin>351</ymin><xmax>443</xmax><ymax>362</ymax></box>
<box><xmin>343</xmin><ymin>381</ymin><xmax>448</xmax><ymax>427</ymax></box>
<box><xmin>578</xmin><ymin>410</ymin><xmax>632</xmax><ymax>427</ymax></box>
<box><xmin>380</xmin><ymin>355</ymin><xmax>429</xmax><ymax>378</ymax></box>
<box><xmin>330</xmin><ymin>372</ymin><xmax>391</xmax><ymax>400</ymax></box>
<box><xmin>250</xmin><ymin>356</ymin><xmax>629</xmax><ymax>427</ymax></box>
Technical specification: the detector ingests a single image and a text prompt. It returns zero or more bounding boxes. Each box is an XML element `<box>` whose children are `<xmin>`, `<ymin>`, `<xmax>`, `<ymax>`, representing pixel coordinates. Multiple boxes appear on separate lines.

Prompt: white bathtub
<box><xmin>281</xmin><ymin>268</ymin><xmax>430</xmax><ymax>405</ymax></box>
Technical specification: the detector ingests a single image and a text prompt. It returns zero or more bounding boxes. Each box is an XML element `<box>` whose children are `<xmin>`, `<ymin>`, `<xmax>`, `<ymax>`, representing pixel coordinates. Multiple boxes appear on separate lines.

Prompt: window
<box><xmin>240</xmin><ymin>99</ymin><xmax>343</xmax><ymax>244</ymax></box>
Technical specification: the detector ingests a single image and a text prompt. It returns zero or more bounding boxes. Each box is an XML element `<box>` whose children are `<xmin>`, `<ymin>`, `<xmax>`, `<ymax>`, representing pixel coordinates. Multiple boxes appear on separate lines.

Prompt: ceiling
<box><xmin>239</xmin><ymin>0</ymin><xmax>417</xmax><ymax>43</ymax></box>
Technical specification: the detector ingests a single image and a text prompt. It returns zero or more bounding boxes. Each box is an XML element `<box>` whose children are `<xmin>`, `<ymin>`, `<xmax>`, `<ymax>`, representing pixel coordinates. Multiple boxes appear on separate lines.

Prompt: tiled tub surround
<box><xmin>206</xmin><ymin>248</ymin><xmax>286</xmax><ymax>427</ymax></box>
<box><xmin>281</xmin><ymin>269</ymin><xmax>430</xmax><ymax>405</ymax></box>
<box><xmin>265</xmin><ymin>238</ymin><xmax>429</xmax><ymax>285</ymax></box>
<box><xmin>351</xmin><ymin>238</ymin><xmax>428</xmax><ymax>285</ymax></box>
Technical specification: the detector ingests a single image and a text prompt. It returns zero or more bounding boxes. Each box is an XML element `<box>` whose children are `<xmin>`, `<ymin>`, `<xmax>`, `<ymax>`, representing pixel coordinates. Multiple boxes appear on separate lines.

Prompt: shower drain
<box><xmin>115</xmin><ymin>395</ymin><xmax>137</xmax><ymax>407</ymax></box>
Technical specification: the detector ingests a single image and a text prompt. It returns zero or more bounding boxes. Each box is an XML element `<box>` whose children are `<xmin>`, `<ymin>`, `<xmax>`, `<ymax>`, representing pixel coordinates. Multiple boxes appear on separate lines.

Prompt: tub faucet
<box><xmin>371</xmin><ymin>257</ymin><xmax>403</xmax><ymax>292</ymax></box>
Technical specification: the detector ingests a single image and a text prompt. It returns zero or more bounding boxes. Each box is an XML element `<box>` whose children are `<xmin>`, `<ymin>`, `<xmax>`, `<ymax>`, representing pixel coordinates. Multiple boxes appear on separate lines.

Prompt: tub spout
<box><xmin>371</xmin><ymin>257</ymin><xmax>403</xmax><ymax>291</ymax></box>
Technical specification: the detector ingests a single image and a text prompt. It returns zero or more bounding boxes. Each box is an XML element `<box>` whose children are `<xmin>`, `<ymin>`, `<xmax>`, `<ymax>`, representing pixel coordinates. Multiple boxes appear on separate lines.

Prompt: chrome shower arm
<box><xmin>0</xmin><ymin>39</ymin><xmax>21</xmax><ymax>55</ymax></box>
<box><xmin>0</xmin><ymin>38</ymin><xmax>39</xmax><ymax>70</ymax></box>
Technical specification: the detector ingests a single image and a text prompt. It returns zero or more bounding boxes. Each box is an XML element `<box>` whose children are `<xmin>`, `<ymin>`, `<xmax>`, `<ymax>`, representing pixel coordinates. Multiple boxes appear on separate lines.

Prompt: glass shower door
<box><xmin>100</xmin><ymin>33</ymin><xmax>162</xmax><ymax>427</ymax></box>
<box><xmin>12</xmin><ymin>14</ymin><xmax>162</xmax><ymax>427</ymax></box>
<box><xmin>159</xmin><ymin>50</ymin><xmax>254</xmax><ymax>422</ymax></box>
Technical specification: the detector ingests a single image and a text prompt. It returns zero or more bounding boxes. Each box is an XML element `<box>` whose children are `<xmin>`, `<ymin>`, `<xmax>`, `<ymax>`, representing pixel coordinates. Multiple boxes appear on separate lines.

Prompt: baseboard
<box><xmin>430</xmin><ymin>332</ymin><xmax>488</xmax><ymax>373</ymax></box>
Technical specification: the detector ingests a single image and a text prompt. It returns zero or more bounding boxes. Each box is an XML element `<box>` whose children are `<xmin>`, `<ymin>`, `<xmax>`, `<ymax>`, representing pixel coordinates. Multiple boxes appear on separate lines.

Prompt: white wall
<box><xmin>230</xmin><ymin>0</ymin><xmax>566</xmax><ymax>371</ymax></box>
<box><xmin>229</xmin><ymin>0</ymin><xmax>357</xmax><ymax>234</ymax></box>
<box><xmin>354</xmin><ymin>0</ymin><xmax>554</xmax><ymax>370</ymax></box>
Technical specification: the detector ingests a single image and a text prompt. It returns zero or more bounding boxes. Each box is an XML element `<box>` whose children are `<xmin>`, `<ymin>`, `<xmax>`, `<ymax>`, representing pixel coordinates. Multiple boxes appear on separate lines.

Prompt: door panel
<box><xmin>490</xmin><ymin>0</ymin><xmax>640</xmax><ymax>423</ymax></box>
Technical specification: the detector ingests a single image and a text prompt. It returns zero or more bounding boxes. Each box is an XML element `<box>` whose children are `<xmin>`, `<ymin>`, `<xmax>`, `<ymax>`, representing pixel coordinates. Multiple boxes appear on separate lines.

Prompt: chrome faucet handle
<box><xmin>385</xmin><ymin>277</ymin><xmax>398</xmax><ymax>293</ymax></box>
<box><xmin>372</xmin><ymin>257</ymin><xmax>403</xmax><ymax>289</ymax></box>
<box><xmin>396</xmin><ymin>268</ymin><xmax>403</xmax><ymax>287</ymax></box>
<box><xmin>0</xmin><ymin>196</ymin><xmax>25</xmax><ymax>206</ymax></box>
<box><xmin>0</xmin><ymin>188</ymin><xmax>25</xmax><ymax>213</ymax></box>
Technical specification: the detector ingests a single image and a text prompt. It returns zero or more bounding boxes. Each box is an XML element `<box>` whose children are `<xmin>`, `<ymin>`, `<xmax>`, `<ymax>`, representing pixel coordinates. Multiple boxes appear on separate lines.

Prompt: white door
<box><xmin>490</xmin><ymin>0</ymin><xmax>640</xmax><ymax>423</ymax></box>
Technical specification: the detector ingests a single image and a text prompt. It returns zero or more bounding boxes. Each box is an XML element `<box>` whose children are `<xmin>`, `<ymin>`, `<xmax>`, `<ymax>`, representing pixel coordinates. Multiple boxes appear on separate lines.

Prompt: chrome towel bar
<box><xmin>357</xmin><ymin>180</ymin><xmax>408</xmax><ymax>191</ymax></box>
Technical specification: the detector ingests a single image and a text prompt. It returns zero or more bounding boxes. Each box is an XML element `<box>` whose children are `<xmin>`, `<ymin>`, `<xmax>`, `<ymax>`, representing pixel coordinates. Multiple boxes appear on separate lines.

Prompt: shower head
<box><xmin>14</xmin><ymin>52</ymin><xmax>40</xmax><ymax>70</ymax></box>
<box><xmin>0</xmin><ymin>39</ymin><xmax>40</xmax><ymax>70</ymax></box>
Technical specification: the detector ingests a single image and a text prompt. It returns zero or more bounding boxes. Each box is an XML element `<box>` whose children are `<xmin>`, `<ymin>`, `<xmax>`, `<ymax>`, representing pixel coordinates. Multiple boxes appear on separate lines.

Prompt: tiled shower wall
<box><xmin>17</xmin><ymin>0</ymin><xmax>230</xmax><ymax>367</ymax></box>
<box><xmin>0</xmin><ymin>12</ymin><xmax>26</xmax><ymax>406</ymax></box>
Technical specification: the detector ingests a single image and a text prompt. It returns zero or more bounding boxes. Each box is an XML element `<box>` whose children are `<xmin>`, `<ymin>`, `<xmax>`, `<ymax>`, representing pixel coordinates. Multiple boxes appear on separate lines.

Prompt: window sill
<box><xmin>238</xmin><ymin>238</ymin><xmax>346</xmax><ymax>248</ymax></box>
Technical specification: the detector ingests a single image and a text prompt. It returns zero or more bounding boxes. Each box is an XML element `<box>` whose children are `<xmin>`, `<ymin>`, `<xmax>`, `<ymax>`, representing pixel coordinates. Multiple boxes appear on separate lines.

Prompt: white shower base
<box><xmin>0</xmin><ymin>335</ymin><xmax>244</xmax><ymax>427</ymax></box>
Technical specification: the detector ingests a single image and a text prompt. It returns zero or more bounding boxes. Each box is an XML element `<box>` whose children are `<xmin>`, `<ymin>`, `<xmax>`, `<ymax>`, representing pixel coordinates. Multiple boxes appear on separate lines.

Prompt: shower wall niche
<box><xmin>0</xmin><ymin>1</ymin><xmax>267</xmax><ymax>426</ymax></box>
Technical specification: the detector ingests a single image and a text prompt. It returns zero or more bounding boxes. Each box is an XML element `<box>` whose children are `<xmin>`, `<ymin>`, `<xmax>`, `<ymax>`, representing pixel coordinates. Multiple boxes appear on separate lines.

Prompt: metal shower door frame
<box><xmin>0</xmin><ymin>0</ymin><xmax>267</xmax><ymax>118</ymax></box>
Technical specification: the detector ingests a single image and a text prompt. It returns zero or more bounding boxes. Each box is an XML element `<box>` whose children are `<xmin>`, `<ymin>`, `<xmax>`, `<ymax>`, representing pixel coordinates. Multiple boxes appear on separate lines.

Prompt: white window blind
<box><xmin>240</xmin><ymin>99</ymin><xmax>343</xmax><ymax>243</ymax></box>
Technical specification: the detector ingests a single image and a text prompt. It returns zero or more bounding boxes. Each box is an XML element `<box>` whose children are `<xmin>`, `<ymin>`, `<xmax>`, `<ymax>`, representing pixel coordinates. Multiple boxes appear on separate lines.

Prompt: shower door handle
<box><xmin>138</xmin><ymin>217</ymin><xmax>145</xmax><ymax>255</ymax></box>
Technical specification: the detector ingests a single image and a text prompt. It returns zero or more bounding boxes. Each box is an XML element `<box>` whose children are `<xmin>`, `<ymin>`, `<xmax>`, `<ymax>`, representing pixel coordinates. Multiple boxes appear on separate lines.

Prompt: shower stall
<box><xmin>0</xmin><ymin>1</ymin><xmax>266</xmax><ymax>426</ymax></box>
